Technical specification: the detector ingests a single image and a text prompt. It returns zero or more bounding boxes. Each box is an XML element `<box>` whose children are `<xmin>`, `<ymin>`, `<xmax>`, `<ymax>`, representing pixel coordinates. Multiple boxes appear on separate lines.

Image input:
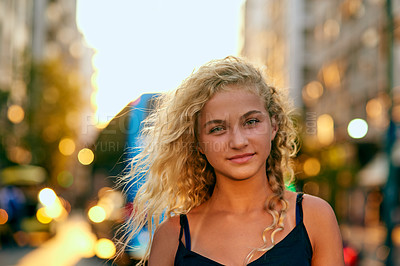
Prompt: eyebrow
<box><xmin>242</xmin><ymin>110</ymin><xmax>263</xmax><ymax>119</ymax></box>
<box><xmin>203</xmin><ymin>119</ymin><xmax>225</xmax><ymax>128</ymax></box>
<box><xmin>203</xmin><ymin>110</ymin><xmax>263</xmax><ymax>128</ymax></box>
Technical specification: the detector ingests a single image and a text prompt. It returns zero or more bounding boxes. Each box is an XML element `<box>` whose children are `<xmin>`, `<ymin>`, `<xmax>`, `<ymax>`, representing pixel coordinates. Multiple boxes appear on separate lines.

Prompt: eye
<box><xmin>245</xmin><ymin>118</ymin><xmax>259</xmax><ymax>126</ymax></box>
<box><xmin>209</xmin><ymin>125</ymin><xmax>225</xmax><ymax>134</ymax></box>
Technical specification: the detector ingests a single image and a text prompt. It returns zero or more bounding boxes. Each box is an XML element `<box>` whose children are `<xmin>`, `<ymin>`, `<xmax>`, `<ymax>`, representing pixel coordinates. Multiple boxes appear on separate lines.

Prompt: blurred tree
<box><xmin>22</xmin><ymin>57</ymin><xmax>84</xmax><ymax>182</ymax></box>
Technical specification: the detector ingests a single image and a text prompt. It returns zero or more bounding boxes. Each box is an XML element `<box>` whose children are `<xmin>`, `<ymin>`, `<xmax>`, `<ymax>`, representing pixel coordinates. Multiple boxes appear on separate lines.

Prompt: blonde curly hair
<box><xmin>117</xmin><ymin>56</ymin><xmax>298</xmax><ymax>265</ymax></box>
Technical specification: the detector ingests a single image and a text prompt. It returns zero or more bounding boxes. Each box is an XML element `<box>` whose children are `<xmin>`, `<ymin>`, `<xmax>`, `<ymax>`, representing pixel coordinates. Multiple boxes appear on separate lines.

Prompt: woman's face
<box><xmin>197</xmin><ymin>86</ymin><xmax>277</xmax><ymax>182</ymax></box>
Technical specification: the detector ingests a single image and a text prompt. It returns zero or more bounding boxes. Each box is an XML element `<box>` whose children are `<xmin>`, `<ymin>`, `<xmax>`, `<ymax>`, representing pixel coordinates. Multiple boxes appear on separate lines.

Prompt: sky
<box><xmin>76</xmin><ymin>0</ymin><xmax>244</xmax><ymax>123</ymax></box>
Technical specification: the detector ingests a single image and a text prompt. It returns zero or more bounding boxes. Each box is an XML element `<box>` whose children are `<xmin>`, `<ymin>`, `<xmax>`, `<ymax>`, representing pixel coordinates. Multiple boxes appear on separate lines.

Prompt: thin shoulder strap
<box><xmin>179</xmin><ymin>214</ymin><xmax>191</xmax><ymax>251</ymax></box>
<box><xmin>296</xmin><ymin>193</ymin><xmax>304</xmax><ymax>225</ymax></box>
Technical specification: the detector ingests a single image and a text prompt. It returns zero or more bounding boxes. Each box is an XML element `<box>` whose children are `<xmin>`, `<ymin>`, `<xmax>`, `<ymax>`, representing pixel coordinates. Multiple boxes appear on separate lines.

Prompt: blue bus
<box><xmin>124</xmin><ymin>93</ymin><xmax>159</xmax><ymax>259</ymax></box>
<box><xmin>92</xmin><ymin>93</ymin><xmax>159</xmax><ymax>261</ymax></box>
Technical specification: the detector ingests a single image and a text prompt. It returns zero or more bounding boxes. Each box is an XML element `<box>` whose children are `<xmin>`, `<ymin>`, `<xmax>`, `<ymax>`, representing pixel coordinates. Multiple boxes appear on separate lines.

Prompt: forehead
<box><xmin>199</xmin><ymin>88</ymin><xmax>266</xmax><ymax>120</ymax></box>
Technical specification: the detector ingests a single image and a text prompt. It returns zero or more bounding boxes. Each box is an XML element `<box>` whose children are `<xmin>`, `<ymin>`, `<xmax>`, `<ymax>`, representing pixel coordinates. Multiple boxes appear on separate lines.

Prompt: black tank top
<box><xmin>174</xmin><ymin>193</ymin><xmax>312</xmax><ymax>265</ymax></box>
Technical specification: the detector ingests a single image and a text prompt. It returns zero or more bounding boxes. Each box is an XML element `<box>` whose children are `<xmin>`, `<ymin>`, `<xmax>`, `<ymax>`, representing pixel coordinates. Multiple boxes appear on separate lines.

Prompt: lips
<box><xmin>228</xmin><ymin>153</ymin><xmax>255</xmax><ymax>164</ymax></box>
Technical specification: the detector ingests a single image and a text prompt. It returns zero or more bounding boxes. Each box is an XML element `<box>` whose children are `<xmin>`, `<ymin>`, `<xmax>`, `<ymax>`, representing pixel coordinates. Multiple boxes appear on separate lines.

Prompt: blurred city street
<box><xmin>1</xmin><ymin>0</ymin><xmax>400</xmax><ymax>265</ymax></box>
<box><xmin>0</xmin><ymin>214</ymin><xmax>115</xmax><ymax>266</ymax></box>
<box><xmin>0</xmin><ymin>246</ymin><xmax>112</xmax><ymax>266</ymax></box>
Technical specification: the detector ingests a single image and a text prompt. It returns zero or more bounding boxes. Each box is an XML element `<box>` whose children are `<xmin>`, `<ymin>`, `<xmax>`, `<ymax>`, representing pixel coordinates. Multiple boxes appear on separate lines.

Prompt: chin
<box><xmin>220</xmin><ymin>170</ymin><xmax>262</xmax><ymax>181</ymax></box>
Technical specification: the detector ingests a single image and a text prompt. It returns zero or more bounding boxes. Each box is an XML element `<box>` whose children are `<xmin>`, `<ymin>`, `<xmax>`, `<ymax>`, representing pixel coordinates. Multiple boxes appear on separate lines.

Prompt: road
<box><xmin>0</xmin><ymin>246</ymin><xmax>113</xmax><ymax>266</ymax></box>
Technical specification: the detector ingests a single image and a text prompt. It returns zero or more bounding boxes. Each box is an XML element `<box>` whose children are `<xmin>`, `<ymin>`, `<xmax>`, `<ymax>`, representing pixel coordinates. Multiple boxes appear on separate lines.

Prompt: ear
<box><xmin>197</xmin><ymin>142</ymin><xmax>205</xmax><ymax>154</ymax></box>
<box><xmin>270</xmin><ymin>116</ymin><xmax>278</xmax><ymax>140</ymax></box>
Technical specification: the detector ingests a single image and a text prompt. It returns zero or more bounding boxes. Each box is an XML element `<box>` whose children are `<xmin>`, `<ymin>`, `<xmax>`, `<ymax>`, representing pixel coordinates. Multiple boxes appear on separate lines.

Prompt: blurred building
<box><xmin>240</xmin><ymin>0</ymin><xmax>304</xmax><ymax>106</ymax></box>
<box><xmin>241</xmin><ymin>0</ymin><xmax>400</xmax><ymax>264</ymax></box>
<box><xmin>0</xmin><ymin>1</ymin><xmax>32</xmax><ymax>167</ymax></box>
<box><xmin>0</xmin><ymin>0</ymin><xmax>97</xmax><ymax>248</ymax></box>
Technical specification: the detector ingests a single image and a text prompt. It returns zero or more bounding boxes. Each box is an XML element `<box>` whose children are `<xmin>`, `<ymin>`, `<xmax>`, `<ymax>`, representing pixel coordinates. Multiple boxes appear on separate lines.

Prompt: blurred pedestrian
<box><xmin>118</xmin><ymin>56</ymin><xmax>344</xmax><ymax>265</ymax></box>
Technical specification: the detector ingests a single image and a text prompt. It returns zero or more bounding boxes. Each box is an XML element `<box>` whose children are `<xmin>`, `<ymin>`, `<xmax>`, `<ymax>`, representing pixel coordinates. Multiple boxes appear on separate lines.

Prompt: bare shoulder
<box><xmin>302</xmin><ymin>193</ymin><xmax>336</xmax><ymax>217</ymax></box>
<box><xmin>148</xmin><ymin>215</ymin><xmax>181</xmax><ymax>266</ymax></box>
<box><xmin>155</xmin><ymin>215</ymin><xmax>181</xmax><ymax>238</ymax></box>
<box><xmin>302</xmin><ymin>194</ymin><xmax>344</xmax><ymax>266</ymax></box>
<box><xmin>302</xmin><ymin>193</ymin><xmax>339</xmax><ymax>235</ymax></box>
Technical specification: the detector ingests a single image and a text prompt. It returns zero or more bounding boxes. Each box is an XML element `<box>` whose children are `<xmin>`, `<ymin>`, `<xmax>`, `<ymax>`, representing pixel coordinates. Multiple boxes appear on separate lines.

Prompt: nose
<box><xmin>229</xmin><ymin>126</ymin><xmax>248</xmax><ymax>149</ymax></box>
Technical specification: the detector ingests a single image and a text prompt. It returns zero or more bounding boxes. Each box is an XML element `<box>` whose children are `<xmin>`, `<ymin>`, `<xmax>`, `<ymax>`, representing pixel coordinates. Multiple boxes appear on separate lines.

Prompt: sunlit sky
<box><xmin>76</xmin><ymin>0</ymin><xmax>244</xmax><ymax>123</ymax></box>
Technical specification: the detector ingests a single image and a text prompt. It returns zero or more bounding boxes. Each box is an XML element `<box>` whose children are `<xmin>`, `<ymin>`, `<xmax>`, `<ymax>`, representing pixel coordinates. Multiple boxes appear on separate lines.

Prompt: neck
<box><xmin>208</xmin><ymin>174</ymin><xmax>274</xmax><ymax>214</ymax></box>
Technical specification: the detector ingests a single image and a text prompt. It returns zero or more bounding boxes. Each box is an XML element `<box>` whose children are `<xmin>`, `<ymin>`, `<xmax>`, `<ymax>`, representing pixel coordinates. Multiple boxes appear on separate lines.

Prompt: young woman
<box><xmin>119</xmin><ymin>56</ymin><xmax>344</xmax><ymax>265</ymax></box>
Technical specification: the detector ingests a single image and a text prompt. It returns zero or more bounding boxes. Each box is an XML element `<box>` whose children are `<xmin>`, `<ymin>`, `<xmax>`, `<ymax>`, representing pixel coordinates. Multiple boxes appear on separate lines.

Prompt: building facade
<box><xmin>241</xmin><ymin>0</ymin><xmax>400</xmax><ymax>264</ymax></box>
<box><xmin>0</xmin><ymin>0</ymin><xmax>96</xmax><ymax>202</ymax></box>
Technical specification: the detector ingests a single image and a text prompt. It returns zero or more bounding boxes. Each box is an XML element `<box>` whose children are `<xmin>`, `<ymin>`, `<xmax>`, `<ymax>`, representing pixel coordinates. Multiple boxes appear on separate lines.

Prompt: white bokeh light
<box><xmin>347</xmin><ymin>118</ymin><xmax>368</xmax><ymax>139</ymax></box>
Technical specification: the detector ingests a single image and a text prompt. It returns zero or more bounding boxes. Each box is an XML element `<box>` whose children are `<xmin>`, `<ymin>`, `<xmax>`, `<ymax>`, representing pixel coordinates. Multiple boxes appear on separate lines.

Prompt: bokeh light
<box><xmin>88</xmin><ymin>205</ymin><xmax>106</xmax><ymax>223</ymax></box>
<box><xmin>95</xmin><ymin>238</ymin><xmax>116</xmax><ymax>259</ymax></box>
<box><xmin>303</xmin><ymin>158</ymin><xmax>321</xmax><ymax>176</ymax></box>
<box><xmin>305</xmin><ymin>81</ymin><xmax>324</xmax><ymax>99</ymax></box>
<box><xmin>98</xmin><ymin>187</ymin><xmax>112</xmax><ymax>198</ymax></box>
<box><xmin>44</xmin><ymin>199</ymin><xmax>64</xmax><ymax>219</ymax></box>
<box><xmin>57</xmin><ymin>171</ymin><xmax>74</xmax><ymax>188</ymax></box>
<box><xmin>58</xmin><ymin>138</ymin><xmax>76</xmax><ymax>156</ymax></box>
<box><xmin>362</xmin><ymin>27</ymin><xmax>379</xmax><ymax>48</ymax></box>
<box><xmin>36</xmin><ymin>207</ymin><xmax>52</xmax><ymax>224</ymax></box>
<box><xmin>7</xmin><ymin>146</ymin><xmax>32</xmax><ymax>164</ymax></box>
<box><xmin>323</xmin><ymin>19</ymin><xmax>340</xmax><ymax>40</ymax></box>
<box><xmin>392</xmin><ymin>225</ymin><xmax>400</xmax><ymax>246</ymax></box>
<box><xmin>0</xmin><ymin>209</ymin><xmax>8</xmax><ymax>224</ymax></box>
<box><xmin>347</xmin><ymin>118</ymin><xmax>368</xmax><ymax>139</ymax></box>
<box><xmin>376</xmin><ymin>245</ymin><xmax>390</xmax><ymax>261</ymax></box>
<box><xmin>37</xmin><ymin>188</ymin><xmax>67</xmax><ymax>220</ymax></box>
<box><xmin>322</xmin><ymin>63</ymin><xmax>341</xmax><ymax>89</ymax></box>
<box><xmin>317</xmin><ymin>114</ymin><xmax>334</xmax><ymax>145</ymax></box>
<box><xmin>78</xmin><ymin>148</ymin><xmax>94</xmax><ymax>165</ymax></box>
<box><xmin>38</xmin><ymin>188</ymin><xmax>57</xmax><ymax>206</ymax></box>
<box><xmin>7</xmin><ymin>104</ymin><xmax>25</xmax><ymax>124</ymax></box>
<box><xmin>366</xmin><ymin>98</ymin><xmax>383</xmax><ymax>119</ymax></box>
